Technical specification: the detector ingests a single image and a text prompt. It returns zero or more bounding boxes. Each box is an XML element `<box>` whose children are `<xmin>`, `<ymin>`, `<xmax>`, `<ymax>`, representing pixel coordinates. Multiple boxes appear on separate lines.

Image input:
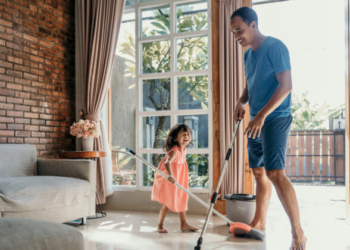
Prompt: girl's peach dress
<box><xmin>151</xmin><ymin>145</ymin><xmax>189</xmax><ymax>212</ymax></box>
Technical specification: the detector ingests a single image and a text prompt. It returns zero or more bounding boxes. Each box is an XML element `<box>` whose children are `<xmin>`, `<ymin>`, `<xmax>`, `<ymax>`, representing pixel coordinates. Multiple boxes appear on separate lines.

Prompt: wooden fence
<box><xmin>285</xmin><ymin>130</ymin><xmax>345</xmax><ymax>184</ymax></box>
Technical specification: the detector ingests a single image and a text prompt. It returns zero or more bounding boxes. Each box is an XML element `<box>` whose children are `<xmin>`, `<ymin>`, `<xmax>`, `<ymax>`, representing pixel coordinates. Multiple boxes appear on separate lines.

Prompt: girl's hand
<box><xmin>168</xmin><ymin>176</ymin><xmax>176</xmax><ymax>184</ymax></box>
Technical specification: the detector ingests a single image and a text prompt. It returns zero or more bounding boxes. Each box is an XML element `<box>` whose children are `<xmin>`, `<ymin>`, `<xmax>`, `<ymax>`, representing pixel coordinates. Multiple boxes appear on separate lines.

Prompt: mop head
<box><xmin>229</xmin><ymin>222</ymin><xmax>265</xmax><ymax>241</ymax></box>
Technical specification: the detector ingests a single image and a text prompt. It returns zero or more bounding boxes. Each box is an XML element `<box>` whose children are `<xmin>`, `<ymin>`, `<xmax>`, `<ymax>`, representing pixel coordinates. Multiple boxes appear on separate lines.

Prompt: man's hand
<box><xmin>234</xmin><ymin>100</ymin><xmax>246</xmax><ymax>122</ymax></box>
<box><xmin>244</xmin><ymin>112</ymin><xmax>266</xmax><ymax>139</ymax></box>
<box><xmin>168</xmin><ymin>176</ymin><xmax>176</xmax><ymax>184</ymax></box>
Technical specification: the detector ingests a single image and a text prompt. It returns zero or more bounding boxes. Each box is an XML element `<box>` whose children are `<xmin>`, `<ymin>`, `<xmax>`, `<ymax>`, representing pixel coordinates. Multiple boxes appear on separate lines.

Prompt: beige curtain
<box><xmin>219</xmin><ymin>0</ymin><xmax>245</xmax><ymax>198</ymax></box>
<box><xmin>78</xmin><ymin>0</ymin><xmax>125</xmax><ymax>204</ymax></box>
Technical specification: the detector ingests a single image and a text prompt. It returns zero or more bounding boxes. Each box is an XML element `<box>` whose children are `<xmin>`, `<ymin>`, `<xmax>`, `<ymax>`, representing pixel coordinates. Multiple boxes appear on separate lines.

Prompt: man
<box><xmin>230</xmin><ymin>7</ymin><xmax>307</xmax><ymax>250</ymax></box>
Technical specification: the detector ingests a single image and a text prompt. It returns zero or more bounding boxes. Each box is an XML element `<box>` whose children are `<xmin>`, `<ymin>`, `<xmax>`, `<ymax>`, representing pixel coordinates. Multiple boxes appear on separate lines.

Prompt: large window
<box><xmin>110</xmin><ymin>0</ymin><xmax>212</xmax><ymax>192</ymax></box>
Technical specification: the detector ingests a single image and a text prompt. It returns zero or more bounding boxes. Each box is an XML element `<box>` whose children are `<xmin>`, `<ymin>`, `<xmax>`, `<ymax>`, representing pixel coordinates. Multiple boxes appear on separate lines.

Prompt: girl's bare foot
<box><xmin>181</xmin><ymin>223</ymin><xmax>198</xmax><ymax>232</ymax></box>
<box><xmin>290</xmin><ymin>235</ymin><xmax>307</xmax><ymax>250</ymax></box>
<box><xmin>158</xmin><ymin>224</ymin><xmax>168</xmax><ymax>233</ymax></box>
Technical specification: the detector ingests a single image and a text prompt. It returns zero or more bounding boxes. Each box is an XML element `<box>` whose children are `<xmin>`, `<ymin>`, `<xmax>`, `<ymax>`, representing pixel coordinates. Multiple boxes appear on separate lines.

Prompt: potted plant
<box><xmin>70</xmin><ymin>119</ymin><xmax>101</xmax><ymax>151</ymax></box>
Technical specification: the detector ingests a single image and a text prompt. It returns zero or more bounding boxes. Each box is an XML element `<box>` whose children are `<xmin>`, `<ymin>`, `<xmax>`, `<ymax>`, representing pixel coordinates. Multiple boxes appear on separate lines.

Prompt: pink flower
<box><xmin>70</xmin><ymin>119</ymin><xmax>100</xmax><ymax>138</ymax></box>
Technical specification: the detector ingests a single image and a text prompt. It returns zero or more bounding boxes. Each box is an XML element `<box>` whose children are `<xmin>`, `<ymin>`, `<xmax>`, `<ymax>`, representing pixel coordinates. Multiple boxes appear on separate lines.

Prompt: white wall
<box><xmin>346</xmin><ymin>0</ymin><xmax>350</xmax><ymax>223</ymax></box>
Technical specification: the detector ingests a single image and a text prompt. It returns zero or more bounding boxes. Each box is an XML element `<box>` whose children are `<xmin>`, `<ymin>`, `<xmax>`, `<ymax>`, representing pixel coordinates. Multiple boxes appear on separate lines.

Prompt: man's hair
<box><xmin>230</xmin><ymin>7</ymin><xmax>258</xmax><ymax>27</ymax></box>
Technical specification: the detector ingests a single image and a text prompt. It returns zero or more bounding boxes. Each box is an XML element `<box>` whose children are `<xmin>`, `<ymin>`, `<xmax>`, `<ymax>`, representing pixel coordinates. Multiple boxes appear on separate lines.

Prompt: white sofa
<box><xmin>0</xmin><ymin>218</ymin><xmax>84</xmax><ymax>250</ymax></box>
<box><xmin>0</xmin><ymin>144</ymin><xmax>96</xmax><ymax>223</ymax></box>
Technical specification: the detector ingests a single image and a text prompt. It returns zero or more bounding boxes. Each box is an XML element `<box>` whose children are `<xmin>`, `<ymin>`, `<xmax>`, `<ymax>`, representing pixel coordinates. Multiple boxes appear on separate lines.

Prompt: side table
<box><xmin>58</xmin><ymin>151</ymin><xmax>107</xmax><ymax>220</ymax></box>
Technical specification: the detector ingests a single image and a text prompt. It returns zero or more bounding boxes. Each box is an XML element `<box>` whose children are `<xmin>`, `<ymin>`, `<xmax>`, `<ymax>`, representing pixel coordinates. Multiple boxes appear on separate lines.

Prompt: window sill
<box><xmin>112</xmin><ymin>185</ymin><xmax>137</xmax><ymax>191</ymax></box>
<box><xmin>112</xmin><ymin>185</ymin><xmax>210</xmax><ymax>194</ymax></box>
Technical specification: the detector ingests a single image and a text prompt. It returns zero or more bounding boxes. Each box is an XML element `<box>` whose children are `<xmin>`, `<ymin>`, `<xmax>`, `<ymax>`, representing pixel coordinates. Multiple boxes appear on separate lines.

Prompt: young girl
<box><xmin>151</xmin><ymin>124</ymin><xmax>199</xmax><ymax>233</ymax></box>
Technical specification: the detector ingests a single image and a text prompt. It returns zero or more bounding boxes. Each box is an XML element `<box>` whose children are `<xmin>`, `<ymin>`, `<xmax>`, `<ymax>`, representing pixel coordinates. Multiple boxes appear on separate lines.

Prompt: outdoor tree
<box><xmin>291</xmin><ymin>92</ymin><xmax>344</xmax><ymax>130</ymax></box>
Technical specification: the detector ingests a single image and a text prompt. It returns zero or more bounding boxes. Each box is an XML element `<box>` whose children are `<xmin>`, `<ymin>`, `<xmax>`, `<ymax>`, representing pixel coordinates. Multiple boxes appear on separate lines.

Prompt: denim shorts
<box><xmin>247</xmin><ymin>114</ymin><xmax>292</xmax><ymax>171</ymax></box>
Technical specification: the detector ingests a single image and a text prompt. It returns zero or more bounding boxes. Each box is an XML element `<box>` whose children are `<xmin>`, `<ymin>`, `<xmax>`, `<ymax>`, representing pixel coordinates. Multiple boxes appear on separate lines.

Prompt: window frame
<box><xmin>112</xmin><ymin>0</ymin><xmax>213</xmax><ymax>193</ymax></box>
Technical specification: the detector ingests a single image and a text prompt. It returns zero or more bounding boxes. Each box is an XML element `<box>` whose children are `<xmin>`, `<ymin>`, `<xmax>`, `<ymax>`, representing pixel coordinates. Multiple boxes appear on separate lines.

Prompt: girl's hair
<box><xmin>163</xmin><ymin>124</ymin><xmax>193</xmax><ymax>152</ymax></box>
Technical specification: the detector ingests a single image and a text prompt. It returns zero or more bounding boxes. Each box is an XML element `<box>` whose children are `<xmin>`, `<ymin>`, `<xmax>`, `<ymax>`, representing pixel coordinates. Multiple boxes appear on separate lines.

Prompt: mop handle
<box><xmin>213</xmin><ymin>119</ymin><xmax>241</xmax><ymax>195</ymax></box>
<box><xmin>196</xmin><ymin>119</ymin><xmax>242</xmax><ymax>241</ymax></box>
<box><xmin>124</xmin><ymin>148</ymin><xmax>233</xmax><ymax>224</ymax></box>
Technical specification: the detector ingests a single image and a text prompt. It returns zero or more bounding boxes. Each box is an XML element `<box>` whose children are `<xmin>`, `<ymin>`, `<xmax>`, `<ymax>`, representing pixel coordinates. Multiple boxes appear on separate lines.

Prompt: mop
<box><xmin>116</xmin><ymin>120</ymin><xmax>264</xmax><ymax>249</ymax></box>
<box><xmin>193</xmin><ymin>120</ymin><xmax>265</xmax><ymax>249</ymax></box>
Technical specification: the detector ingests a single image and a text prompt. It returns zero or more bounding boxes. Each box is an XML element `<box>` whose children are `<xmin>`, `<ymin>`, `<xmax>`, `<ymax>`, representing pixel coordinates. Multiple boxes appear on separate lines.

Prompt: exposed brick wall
<box><xmin>0</xmin><ymin>0</ymin><xmax>75</xmax><ymax>157</ymax></box>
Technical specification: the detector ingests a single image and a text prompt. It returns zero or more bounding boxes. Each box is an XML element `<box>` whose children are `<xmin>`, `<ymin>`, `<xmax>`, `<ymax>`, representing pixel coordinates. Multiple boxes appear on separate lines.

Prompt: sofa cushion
<box><xmin>0</xmin><ymin>176</ymin><xmax>90</xmax><ymax>212</ymax></box>
<box><xmin>0</xmin><ymin>218</ymin><xmax>84</xmax><ymax>250</ymax></box>
<box><xmin>0</xmin><ymin>144</ymin><xmax>37</xmax><ymax>177</ymax></box>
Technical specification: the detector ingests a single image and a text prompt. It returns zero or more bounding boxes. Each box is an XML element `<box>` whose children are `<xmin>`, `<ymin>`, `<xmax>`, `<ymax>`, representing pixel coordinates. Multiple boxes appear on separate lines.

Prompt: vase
<box><xmin>82</xmin><ymin>137</ymin><xmax>94</xmax><ymax>151</ymax></box>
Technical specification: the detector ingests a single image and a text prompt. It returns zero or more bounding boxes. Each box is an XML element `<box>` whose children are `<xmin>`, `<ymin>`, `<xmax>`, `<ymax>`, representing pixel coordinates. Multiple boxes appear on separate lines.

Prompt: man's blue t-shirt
<box><xmin>244</xmin><ymin>36</ymin><xmax>291</xmax><ymax>121</ymax></box>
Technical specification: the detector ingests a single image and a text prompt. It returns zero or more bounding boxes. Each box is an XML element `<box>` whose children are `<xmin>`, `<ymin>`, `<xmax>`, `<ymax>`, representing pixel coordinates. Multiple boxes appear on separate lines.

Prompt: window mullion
<box><xmin>139</xmin><ymin>72</ymin><xmax>172</xmax><ymax>80</ymax></box>
<box><xmin>170</xmin><ymin>0</ymin><xmax>176</xmax><ymax>131</ymax></box>
<box><xmin>173</xmin><ymin>30</ymin><xmax>209</xmax><ymax>39</ymax></box>
<box><xmin>207</xmin><ymin>0</ymin><xmax>213</xmax><ymax>193</ymax></box>
<box><xmin>136</xmin><ymin>2</ymin><xmax>141</xmax><ymax>190</ymax></box>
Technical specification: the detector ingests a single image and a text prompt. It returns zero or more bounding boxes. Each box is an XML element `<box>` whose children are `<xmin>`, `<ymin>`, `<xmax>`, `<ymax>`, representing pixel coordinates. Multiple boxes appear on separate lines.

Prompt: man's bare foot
<box><xmin>249</xmin><ymin>221</ymin><xmax>266</xmax><ymax>231</ymax></box>
<box><xmin>181</xmin><ymin>223</ymin><xmax>198</xmax><ymax>232</ymax></box>
<box><xmin>290</xmin><ymin>235</ymin><xmax>307</xmax><ymax>250</ymax></box>
<box><xmin>158</xmin><ymin>224</ymin><xmax>168</xmax><ymax>233</ymax></box>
